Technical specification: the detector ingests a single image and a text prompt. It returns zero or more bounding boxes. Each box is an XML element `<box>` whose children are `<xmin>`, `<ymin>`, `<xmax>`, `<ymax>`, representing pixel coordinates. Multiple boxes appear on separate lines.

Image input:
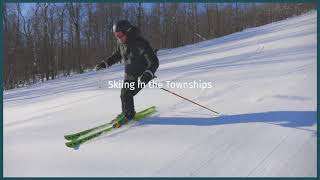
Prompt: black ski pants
<box><xmin>121</xmin><ymin>80</ymin><xmax>144</xmax><ymax>119</ymax></box>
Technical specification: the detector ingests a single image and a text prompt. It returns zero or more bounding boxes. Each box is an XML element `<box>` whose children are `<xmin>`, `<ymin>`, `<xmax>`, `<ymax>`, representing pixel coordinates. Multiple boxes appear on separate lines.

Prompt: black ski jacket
<box><xmin>105</xmin><ymin>26</ymin><xmax>159</xmax><ymax>80</ymax></box>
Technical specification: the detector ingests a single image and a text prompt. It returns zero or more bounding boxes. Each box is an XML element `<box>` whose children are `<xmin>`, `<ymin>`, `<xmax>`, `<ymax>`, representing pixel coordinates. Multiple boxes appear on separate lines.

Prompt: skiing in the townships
<box><xmin>3</xmin><ymin>2</ymin><xmax>317</xmax><ymax>177</ymax></box>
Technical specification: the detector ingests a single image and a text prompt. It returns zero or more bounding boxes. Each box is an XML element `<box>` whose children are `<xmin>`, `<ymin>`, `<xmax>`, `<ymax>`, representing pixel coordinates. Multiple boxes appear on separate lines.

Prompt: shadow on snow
<box><xmin>140</xmin><ymin>111</ymin><xmax>317</xmax><ymax>133</ymax></box>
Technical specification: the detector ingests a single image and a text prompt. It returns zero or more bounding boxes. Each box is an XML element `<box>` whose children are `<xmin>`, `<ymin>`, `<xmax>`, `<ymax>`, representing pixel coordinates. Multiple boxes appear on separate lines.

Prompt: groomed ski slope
<box><xmin>4</xmin><ymin>11</ymin><xmax>317</xmax><ymax>177</ymax></box>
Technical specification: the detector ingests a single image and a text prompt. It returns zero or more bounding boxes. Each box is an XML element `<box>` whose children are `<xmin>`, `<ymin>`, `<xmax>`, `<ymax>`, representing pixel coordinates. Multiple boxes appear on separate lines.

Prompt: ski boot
<box><xmin>112</xmin><ymin>115</ymin><xmax>130</xmax><ymax>128</ymax></box>
<box><xmin>112</xmin><ymin>112</ymin><xmax>135</xmax><ymax>128</ymax></box>
<box><xmin>110</xmin><ymin>113</ymin><xmax>124</xmax><ymax>124</ymax></box>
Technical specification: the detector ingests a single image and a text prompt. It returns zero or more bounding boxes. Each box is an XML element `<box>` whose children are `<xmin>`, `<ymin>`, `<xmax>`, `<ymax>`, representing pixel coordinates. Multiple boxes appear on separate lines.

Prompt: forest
<box><xmin>3</xmin><ymin>2</ymin><xmax>316</xmax><ymax>90</ymax></box>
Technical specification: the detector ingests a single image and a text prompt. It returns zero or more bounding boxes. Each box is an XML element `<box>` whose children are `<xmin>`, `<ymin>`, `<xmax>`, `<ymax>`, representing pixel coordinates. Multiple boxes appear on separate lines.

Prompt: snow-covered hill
<box><xmin>4</xmin><ymin>11</ymin><xmax>317</xmax><ymax>177</ymax></box>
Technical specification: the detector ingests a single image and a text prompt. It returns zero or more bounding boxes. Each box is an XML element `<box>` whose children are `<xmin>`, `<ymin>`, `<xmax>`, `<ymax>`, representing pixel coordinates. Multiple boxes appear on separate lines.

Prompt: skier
<box><xmin>96</xmin><ymin>20</ymin><xmax>159</xmax><ymax>128</ymax></box>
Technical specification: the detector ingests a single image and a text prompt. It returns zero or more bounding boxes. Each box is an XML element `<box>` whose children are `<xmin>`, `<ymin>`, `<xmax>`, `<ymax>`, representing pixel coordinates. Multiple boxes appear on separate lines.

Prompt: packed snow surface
<box><xmin>4</xmin><ymin>11</ymin><xmax>317</xmax><ymax>177</ymax></box>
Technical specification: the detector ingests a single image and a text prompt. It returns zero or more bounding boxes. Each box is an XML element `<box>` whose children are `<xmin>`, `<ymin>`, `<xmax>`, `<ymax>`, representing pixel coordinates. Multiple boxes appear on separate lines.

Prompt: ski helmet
<box><xmin>112</xmin><ymin>20</ymin><xmax>133</xmax><ymax>33</ymax></box>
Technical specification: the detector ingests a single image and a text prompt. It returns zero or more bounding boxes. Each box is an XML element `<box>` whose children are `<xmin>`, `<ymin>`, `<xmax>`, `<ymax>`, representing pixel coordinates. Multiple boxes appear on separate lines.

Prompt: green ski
<box><xmin>64</xmin><ymin>106</ymin><xmax>155</xmax><ymax>141</ymax></box>
<box><xmin>64</xmin><ymin>120</ymin><xmax>115</xmax><ymax>141</ymax></box>
<box><xmin>65</xmin><ymin>106</ymin><xmax>157</xmax><ymax>148</ymax></box>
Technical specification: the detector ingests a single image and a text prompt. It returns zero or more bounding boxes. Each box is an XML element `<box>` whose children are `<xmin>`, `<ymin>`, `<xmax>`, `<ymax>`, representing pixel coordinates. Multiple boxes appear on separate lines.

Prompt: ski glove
<box><xmin>140</xmin><ymin>70</ymin><xmax>153</xmax><ymax>84</ymax></box>
<box><xmin>96</xmin><ymin>61</ymin><xmax>107</xmax><ymax>70</ymax></box>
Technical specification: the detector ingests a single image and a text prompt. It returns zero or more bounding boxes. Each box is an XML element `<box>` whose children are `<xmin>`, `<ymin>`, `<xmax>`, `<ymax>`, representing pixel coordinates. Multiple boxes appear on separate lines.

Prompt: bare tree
<box><xmin>67</xmin><ymin>3</ymin><xmax>83</xmax><ymax>73</ymax></box>
<box><xmin>3</xmin><ymin>2</ymin><xmax>316</xmax><ymax>90</ymax></box>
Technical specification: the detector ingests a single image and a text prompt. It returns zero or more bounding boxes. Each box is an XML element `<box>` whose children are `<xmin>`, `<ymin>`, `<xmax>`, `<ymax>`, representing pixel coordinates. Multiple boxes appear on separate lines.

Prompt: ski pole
<box><xmin>154</xmin><ymin>82</ymin><xmax>219</xmax><ymax>115</ymax></box>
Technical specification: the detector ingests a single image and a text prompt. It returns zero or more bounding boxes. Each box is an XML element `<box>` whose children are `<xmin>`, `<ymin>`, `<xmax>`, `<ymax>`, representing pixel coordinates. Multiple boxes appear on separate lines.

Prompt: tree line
<box><xmin>3</xmin><ymin>2</ymin><xmax>316</xmax><ymax>90</ymax></box>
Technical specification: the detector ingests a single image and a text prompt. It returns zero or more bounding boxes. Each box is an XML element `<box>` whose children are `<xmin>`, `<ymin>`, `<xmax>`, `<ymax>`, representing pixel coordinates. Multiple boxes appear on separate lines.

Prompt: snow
<box><xmin>4</xmin><ymin>11</ymin><xmax>317</xmax><ymax>177</ymax></box>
